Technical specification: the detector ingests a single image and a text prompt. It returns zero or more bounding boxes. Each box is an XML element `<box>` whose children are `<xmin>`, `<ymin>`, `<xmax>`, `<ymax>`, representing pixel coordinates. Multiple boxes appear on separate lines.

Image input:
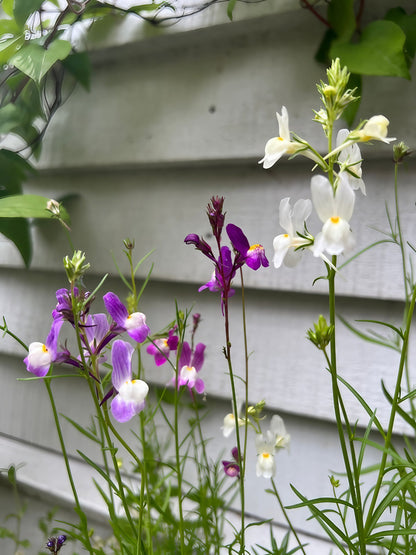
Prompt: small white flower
<box><xmin>273</xmin><ymin>198</ymin><xmax>313</xmax><ymax>268</ymax></box>
<box><xmin>259</xmin><ymin>107</ymin><xmax>319</xmax><ymax>169</ymax></box>
<box><xmin>355</xmin><ymin>115</ymin><xmax>396</xmax><ymax>144</ymax></box>
<box><xmin>336</xmin><ymin>129</ymin><xmax>365</xmax><ymax>195</ymax></box>
<box><xmin>255</xmin><ymin>414</ymin><xmax>289</xmax><ymax>479</ymax></box>
<box><xmin>311</xmin><ymin>175</ymin><xmax>355</xmax><ymax>257</ymax></box>
<box><xmin>222</xmin><ymin>401</ymin><xmax>245</xmax><ymax>438</ymax></box>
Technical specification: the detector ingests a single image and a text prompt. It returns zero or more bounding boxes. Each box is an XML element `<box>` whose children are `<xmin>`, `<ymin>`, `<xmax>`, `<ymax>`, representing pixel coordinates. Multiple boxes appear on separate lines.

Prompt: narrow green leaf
<box><xmin>7</xmin><ymin>465</ymin><xmax>16</xmax><ymax>487</ymax></box>
<box><xmin>10</xmin><ymin>39</ymin><xmax>72</xmax><ymax>84</ymax></box>
<box><xmin>61</xmin><ymin>414</ymin><xmax>101</xmax><ymax>444</ymax></box>
<box><xmin>227</xmin><ymin>0</ymin><xmax>237</xmax><ymax>21</ymax></box>
<box><xmin>14</xmin><ymin>0</ymin><xmax>44</xmax><ymax>27</ymax></box>
<box><xmin>0</xmin><ymin>194</ymin><xmax>69</xmax><ymax>222</ymax></box>
<box><xmin>330</xmin><ymin>20</ymin><xmax>410</xmax><ymax>79</ymax></box>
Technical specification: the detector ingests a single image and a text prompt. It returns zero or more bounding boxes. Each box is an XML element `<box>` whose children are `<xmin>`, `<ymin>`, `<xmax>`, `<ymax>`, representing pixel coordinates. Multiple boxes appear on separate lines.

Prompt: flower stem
<box><xmin>44</xmin><ymin>378</ymin><xmax>94</xmax><ymax>552</ymax></box>
<box><xmin>271</xmin><ymin>479</ymin><xmax>306</xmax><ymax>555</ymax></box>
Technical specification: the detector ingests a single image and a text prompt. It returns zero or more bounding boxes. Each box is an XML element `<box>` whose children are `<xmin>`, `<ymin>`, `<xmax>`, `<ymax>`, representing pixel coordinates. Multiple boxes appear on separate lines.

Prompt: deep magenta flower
<box><xmin>147</xmin><ymin>328</ymin><xmax>179</xmax><ymax>366</ymax></box>
<box><xmin>111</xmin><ymin>339</ymin><xmax>149</xmax><ymax>423</ymax></box>
<box><xmin>198</xmin><ymin>246</ymin><xmax>236</xmax><ymax>301</ymax></box>
<box><xmin>226</xmin><ymin>224</ymin><xmax>269</xmax><ymax>270</ymax></box>
<box><xmin>24</xmin><ymin>317</ymin><xmax>63</xmax><ymax>377</ymax></box>
<box><xmin>222</xmin><ymin>447</ymin><xmax>240</xmax><ymax>478</ymax></box>
<box><xmin>176</xmin><ymin>341</ymin><xmax>205</xmax><ymax>394</ymax></box>
<box><xmin>103</xmin><ymin>292</ymin><xmax>150</xmax><ymax>343</ymax></box>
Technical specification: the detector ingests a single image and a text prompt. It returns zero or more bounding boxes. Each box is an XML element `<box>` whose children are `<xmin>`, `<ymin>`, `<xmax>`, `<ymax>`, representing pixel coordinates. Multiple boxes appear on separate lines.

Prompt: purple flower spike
<box><xmin>147</xmin><ymin>328</ymin><xmax>179</xmax><ymax>366</ymax></box>
<box><xmin>103</xmin><ymin>292</ymin><xmax>150</xmax><ymax>343</ymax></box>
<box><xmin>24</xmin><ymin>318</ymin><xmax>63</xmax><ymax>377</ymax></box>
<box><xmin>207</xmin><ymin>196</ymin><xmax>225</xmax><ymax>241</ymax></box>
<box><xmin>184</xmin><ymin>234</ymin><xmax>216</xmax><ymax>262</ymax></box>
<box><xmin>175</xmin><ymin>341</ymin><xmax>205</xmax><ymax>394</ymax></box>
<box><xmin>111</xmin><ymin>339</ymin><xmax>149</xmax><ymax>423</ymax></box>
<box><xmin>222</xmin><ymin>447</ymin><xmax>240</xmax><ymax>478</ymax></box>
<box><xmin>226</xmin><ymin>224</ymin><xmax>269</xmax><ymax>271</ymax></box>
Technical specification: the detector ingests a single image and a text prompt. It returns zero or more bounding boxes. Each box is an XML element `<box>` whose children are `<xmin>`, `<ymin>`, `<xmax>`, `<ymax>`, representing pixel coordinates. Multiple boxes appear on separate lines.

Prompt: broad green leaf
<box><xmin>330</xmin><ymin>20</ymin><xmax>410</xmax><ymax>79</ymax></box>
<box><xmin>0</xmin><ymin>194</ymin><xmax>70</xmax><ymax>223</ymax></box>
<box><xmin>0</xmin><ymin>217</ymin><xmax>31</xmax><ymax>266</ymax></box>
<box><xmin>2</xmin><ymin>0</ymin><xmax>14</xmax><ymax>17</ymax></box>
<box><xmin>328</xmin><ymin>0</ymin><xmax>356</xmax><ymax>42</ymax></box>
<box><xmin>62</xmin><ymin>51</ymin><xmax>91</xmax><ymax>90</ymax></box>
<box><xmin>10</xmin><ymin>39</ymin><xmax>72</xmax><ymax>84</ymax></box>
<box><xmin>386</xmin><ymin>7</ymin><xmax>416</xmax><ymax>59</ymax></box>
<box><xmin>0</xmin><ymin>104</ymin><xmax>24</xmax><ymax>135</ymax></box>
<box><xmin>0</xmin><ymin>149</ymin><xmax>34</xmax><ymax>196</ymax></box>
<box><xmin>14</xmin><ymin>0</ymin><xmax>44</xmax><ymax>27</ymax></box>
<box><xmin>0</xmin><ymin>18</ymin><xmax>20</xmax><ymax>36</ymax></box>
<box><xmin>0</xmin><ymin>35</ymin><xmax>25</xmax><ymax>65</ymax></box>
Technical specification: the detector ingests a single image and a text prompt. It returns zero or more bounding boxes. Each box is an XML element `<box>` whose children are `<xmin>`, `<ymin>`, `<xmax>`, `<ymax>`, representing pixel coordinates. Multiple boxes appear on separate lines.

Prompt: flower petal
<box><xmin>191</xmin><ymin>342</ymin><xmax>205</xmax><ymax>372</ymax></box>
<box><xmin>111</xmin><ymin>339</ymin><xmax>134</xmax><ymax>390</ymax></box>
<box><xmin>103</xmin><ymin>292</ymin><xmax>129</xmax><ymax>327</ymax></box>
<box><xmin>226</xmin><ymin>224</ymin><xmax>250</xmax><ymax>256</ymax></box>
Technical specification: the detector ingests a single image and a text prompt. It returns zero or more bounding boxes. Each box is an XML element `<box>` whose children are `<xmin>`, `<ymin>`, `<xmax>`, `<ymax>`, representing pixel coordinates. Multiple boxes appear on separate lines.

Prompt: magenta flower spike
<box><xmin>110</xmin><ymin>339</ymin><xmax>149</xmax><ymax>423</ymax></box>
<box><xmin>176</xmin><ymin>341</ymin><xmax>205</xmax><ymax>394</ymax></box>
<box><xmin>24</xmin><ymin>317</ymin><xmax>63</xmax><ymax>377</ymax></box>
<box><xmin>103</xmin><ymin>292</ymin><xmax>150</xmax><ymax>343</ymax></box>
<box><xmin>226</xmin><ymin>224</ymin><xmax>269</xmax><ymax>270</ymax></box>
<box><xmin>147</xmin><ymin>328</ymin><xmax>179</xmax><ymax>366</ymax></box>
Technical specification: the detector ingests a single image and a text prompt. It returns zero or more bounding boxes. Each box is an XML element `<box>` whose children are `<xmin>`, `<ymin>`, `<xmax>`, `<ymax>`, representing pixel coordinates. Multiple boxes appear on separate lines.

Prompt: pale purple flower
<box><xmin>147</xmin><ymin>328</ymin><xmax>179</xmax><ymax>366</ymax></box>
<box><xmin>226</xmin><ymin>224</ymin><xmax>269</xmax><ymax>270</ymax></box>
<box><xmin>110</xmin><ymin>339</ymin><xmax>149</xmax><ymax>423</ymax></box>
<box><xmin>222</xmin><ymin>447</ymin><xmax>240</xmax><ymax>478</ymax></box>
<box><xmin>103</xmin><ymin>292</ymin><xmax>150</xmax><ymax>343</ymax></box>
<box><xmin>24</xmin><ymin>318</ymin><xmax>63</xmax><ymax>377</ymax></box>
<box><xmin>176</xmin><ymin>341</ymin><xmax>205</xmax><ymax>394</ymax></box>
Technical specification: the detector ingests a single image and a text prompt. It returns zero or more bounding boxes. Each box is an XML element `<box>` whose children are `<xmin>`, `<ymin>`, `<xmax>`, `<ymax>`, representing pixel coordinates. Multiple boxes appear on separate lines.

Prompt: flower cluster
<box><xmin>260</xmin><ymin>59</ymin><xmax>395</xmax><ymax>268</ymax></box>
<box><xmin>185</xmin><ymin>196</ymin><xmax>269</xmax><ymax>307</ymax></box>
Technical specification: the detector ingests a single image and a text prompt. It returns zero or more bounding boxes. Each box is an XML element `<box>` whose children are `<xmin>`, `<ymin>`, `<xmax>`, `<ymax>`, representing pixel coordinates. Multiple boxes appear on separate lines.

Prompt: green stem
<box><xmin>364</xmin><ymin>284</ymin><xmax>416</xmax><ymax>536</ymax></box>
<box><xmin>271</xmin><ymin>479</ymin><xmax>306</xmax><ymax>555</ymax></box>
<box><xmin>44</xmin><ymin>378</ymin><xmax>94</xmax><ymax>553</ymax></box>
<box><xmin>327</xmin><ymin>259</ymin><xmax>365</xmax><ymax>554</ymax></box>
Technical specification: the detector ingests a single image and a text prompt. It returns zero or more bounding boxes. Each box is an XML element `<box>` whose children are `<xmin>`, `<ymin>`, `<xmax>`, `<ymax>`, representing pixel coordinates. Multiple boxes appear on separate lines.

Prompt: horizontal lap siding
<box><xmin>1</xmin><ymin>3</ymin><xmax>416</xmax><ymax>551</ymax></box>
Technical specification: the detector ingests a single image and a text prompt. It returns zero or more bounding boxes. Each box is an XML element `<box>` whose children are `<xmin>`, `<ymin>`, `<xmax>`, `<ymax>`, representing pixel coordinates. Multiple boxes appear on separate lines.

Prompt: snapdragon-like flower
<box><xmin>24</xmin><ymin>318</ymin><xmax>63</xmax><ymax>377</ymax></box>
<box><xmin>336</xmin><ymin>129</ymin><xmax>365</xmax><ymax>195</ymax></box>
<box><xmin>53</xmin><ymin>287</ymin><xmax>92</xmax><ymax>325</ymax></box>
<box><xmin>198</xmin><ymin>245</ymin><xmax>237</xmax><ymax>301</ymax></box>
<box><xmin>273</xmin><ymin>198</ymin><xmax>313</xmax><ymax>268</ymax></box>
<box><xmin>354</xmin><ymin>115</ymin><xmax>396</xmax><ymax>144</ymax></box>
<box><xmin>146</xmin><ymin>328</ymin><xmax>179</xmax><ymax>366</ymax></box>
<box><xmin>176</xmin><ymin>341</ymin><xmax>205</xmax><ymax>394</ymax></box>
<box><xmin>103</xmin><ymin>292</ymin><xmax>150</xmax><ymax>343</ymax></box>
<box><xmin>226</xmin><ymin>224</ymin><xmax>269</xmax><ymax>270</ymax></box>
<box><xmin>222</xmin><ymin>401</ymin><xmax>245</xmax><ymax>438</ymax></box>
<box><xmin>255</xmin><ymin>415</ymin><xmax>290</xmax><ymax>479</ymax></box>
<box><xmin>110</xmin><ymin>339</ymin><xmax>149</xmax><ymax>423</ymax></box>
<box><xmin>222</xmin><ymin>447</ymin><xmax>240</xmax><ymax>478</ymax></box>
<box><xmin>311</xmin><ymin>175</ymin><xmax>355</xmax><ymax>257</ymax></box>
<box><xmin>259</xmin><ymin>106</ymin><xmax>320</xmax><ymax>169</ymax></box>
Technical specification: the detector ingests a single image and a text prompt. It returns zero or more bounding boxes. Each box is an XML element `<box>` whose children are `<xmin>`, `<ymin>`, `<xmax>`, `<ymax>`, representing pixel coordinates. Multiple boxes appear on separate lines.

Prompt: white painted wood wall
<box><xmin>1</xmin><ymin>0</ymin><xmax>416</xmax><ymax>552</ymax></box>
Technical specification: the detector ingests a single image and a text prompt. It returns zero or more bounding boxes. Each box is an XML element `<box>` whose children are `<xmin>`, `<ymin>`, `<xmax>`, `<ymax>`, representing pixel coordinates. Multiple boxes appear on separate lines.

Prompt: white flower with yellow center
<box><xmin>311</xmin><ymin>175</ymin><xmax>355</xmax><ymax>258</ymax></box>
<box><xmin>355</xmin><ymin>115</ymin><xmax>396</xmax><ymax>144</ymax></box>
<box><xmin>255</xmin><ymin>415</ymin><xmax>290</xmax><ymax>479</ymax></box>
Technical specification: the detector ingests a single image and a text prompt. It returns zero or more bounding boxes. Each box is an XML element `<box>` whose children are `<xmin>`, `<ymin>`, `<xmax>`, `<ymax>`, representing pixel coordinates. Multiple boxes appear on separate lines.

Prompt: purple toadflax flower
<box><xmin>103</xmin><ymin>292</ymin><xmax>150</xmax><ymax>343</ymax></box>
<box><xmin>53</xmin><ymin>287</ymin><xmax>93</xmax><ymax>325</ymax></box>
<box><xmin>46</xmin><ymin>535</ymin><xmax>66</xmax><ymax>553</ymax></box>
<box><xmin>222</xmin><ymin>447</ymin><xmax>240</xmax><ymax>478</ymax></box>
<box><xmin>110</xmin><ymin>339</ymin><xmax>149</xmax><ymax>423</ymax></box>
<box><xmin>226</xmin><ymin>223</ymin><xmax>269</xmax><ymax>270</ymax></box>
<box><xmin>24</xmin><ymin>318</ymin><xmax>63</xmax><ymax>377</ymax></box>
<box><xmin>146</xmin><ymin>327</ymin><xmax>179</xmax><ymax>366</ymax></box>
<box><xmin>175</xmin><ymin>341</ymin><xmax>205</xmax><ymax>394</ymax></box>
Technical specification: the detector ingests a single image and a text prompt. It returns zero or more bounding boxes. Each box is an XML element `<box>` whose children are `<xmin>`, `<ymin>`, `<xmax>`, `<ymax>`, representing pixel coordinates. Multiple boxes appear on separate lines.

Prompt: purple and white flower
<box><xmin>226</xmin><ymin>224</ymin><xmax>269</xmax><ymax>271</ymax></box>
<box><xmin>103</xmin><ymin>292</ymin><xmax>150</xmax><ymax>343</ymax></box>
<box><xmin>24</xmin><ymin>318</ymin><xmax>63</xmax><ymax>377</ymax></box>
<box><xmin>110</xmin><ymin>339</ymin><xmax>149</xmax><ymax>423</ymax></box>
<box><xmin>147</xmin><ymin>328</ymin><xmax>179</xmax><ymax>366</ymax></box>
<box><xmin>222</xmin><ymin>447</ymin><xmax>240</xmax><ymax>478</ymax></box>
<box><xmin>176</xmin><ymin>341</ymin><xmax>205</xmax><ymax>394</ymax></box>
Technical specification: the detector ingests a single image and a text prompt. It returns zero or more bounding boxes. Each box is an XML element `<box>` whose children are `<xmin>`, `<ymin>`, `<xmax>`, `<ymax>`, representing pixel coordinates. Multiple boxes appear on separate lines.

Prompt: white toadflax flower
<box><xmin>273</xmin><ymin>198</ymin><xmax>313</xmax><ymax>268</ymax></box>
<box><xmin>311</xmin><ymin>174</ymin><xmax>355</xmax><ymax>258</ymax></box>
<box><xmin>255</xmin><ymin>415</ymin><xmax>290</xmax><ymax>479</ymax></box>
<box><xmin>336</xmin><ymin>129</ymin><xmax>366</xmax><ymax>195</ymax></box>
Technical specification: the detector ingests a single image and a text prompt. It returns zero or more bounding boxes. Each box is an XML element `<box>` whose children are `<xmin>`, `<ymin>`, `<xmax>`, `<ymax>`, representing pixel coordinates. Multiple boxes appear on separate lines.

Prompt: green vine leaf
<box><xmin>385</xmin><ymin>7</ymin><xmax>416</xmax><ymax>60</ymax></box>
<box><xmin>327</xmin><ymin>0</ymin><xmax>355</xmax><ymax>43</ymax></box>
<box><xmin>0</xmin><ymin>194</ymin><xmax>69</xmax><ymax>222</ymax></box>
<box><xmin>0</xmin><ymin>35</ymin><xmax>25</xmax><ymax>65</ymax></box>
<box><xmin>62</xmin><ymin>51</ymin><xmax>91</xmax><ymax>91</ymax></box>
<box><xmin>10</xmin><ymin>39</ymin><xmax>72</xmax><ymax>84</ymax></box>
<box><xmin>330</xmin><ymin>20</ymin><xmax>410</xmax><ymax>79</ymax></box>
<box><xmin>0</xmin><ymin>218</ymin><xmax>32</xmax><ymax>267</ymax></box>
<box><xmin>14</xmin><ymin>0</ymin><xmax>44</xmax><ymax>27</ymax></box>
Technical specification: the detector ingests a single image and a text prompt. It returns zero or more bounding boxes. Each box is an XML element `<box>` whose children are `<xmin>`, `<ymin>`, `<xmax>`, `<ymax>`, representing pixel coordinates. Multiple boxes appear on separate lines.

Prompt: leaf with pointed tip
<box><xmin>330</xmin><ymin>20</ymin><xmax>410</xmax><ymax>79</ymax></box>
<box><xmin>0</xmin><ymin>194</ymin><xmax>70</xmax><ymax>223</ymax></box>
<box><xmin>10</xmin><ymin>40</ymin><xmax>72</xmax><ymax>84</ymax></box>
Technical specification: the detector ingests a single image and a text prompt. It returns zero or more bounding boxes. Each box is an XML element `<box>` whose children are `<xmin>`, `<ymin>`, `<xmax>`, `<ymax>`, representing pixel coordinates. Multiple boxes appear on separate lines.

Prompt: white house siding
<box><xmin>1</xmin><ymin>1</ymin><xmax>416</xmax><ymax>553</ymax></box>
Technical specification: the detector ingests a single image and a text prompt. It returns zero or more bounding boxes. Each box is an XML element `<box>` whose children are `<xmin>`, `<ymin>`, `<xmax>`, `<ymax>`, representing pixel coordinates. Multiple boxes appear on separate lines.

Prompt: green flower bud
<box><xmin>63</xmin><ymin>250</ymin><xmax>90</xmax><ymax>284</ymax></box>
<box><xmin>307</xmin><ymin>315</ymin><xmax>334</xmax><ymax>350</ymax></box>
